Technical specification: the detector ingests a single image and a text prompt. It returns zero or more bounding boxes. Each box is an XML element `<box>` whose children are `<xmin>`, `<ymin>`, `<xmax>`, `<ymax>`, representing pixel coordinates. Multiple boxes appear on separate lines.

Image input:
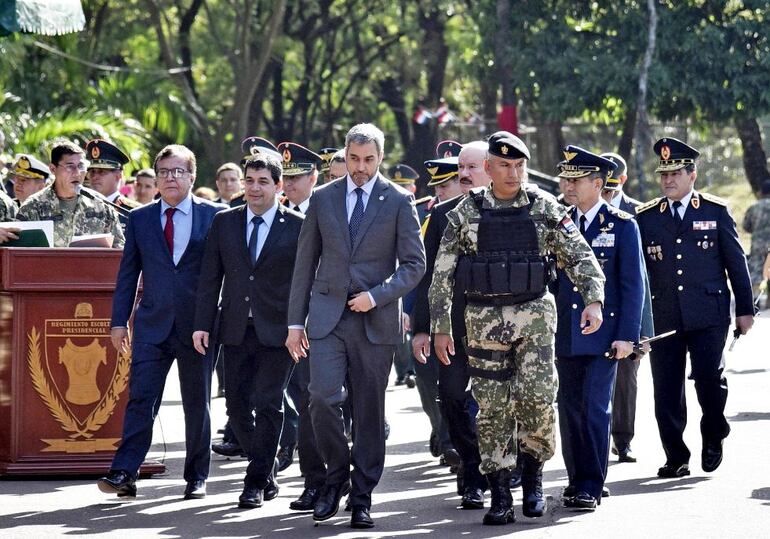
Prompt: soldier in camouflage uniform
<box><xmin>742</xmin><ymin>179</ymin><xmax>770</xmax><ymax>296</ymax></box>
<box><xmin>17</xmin><ymin>141</ymin><xmax>124</xmax><ymax>248</ymax></box>
<box><xmin>429</xmin><ymin>132</ymin><xmax>605</xmax><ymax>526</ymax></box>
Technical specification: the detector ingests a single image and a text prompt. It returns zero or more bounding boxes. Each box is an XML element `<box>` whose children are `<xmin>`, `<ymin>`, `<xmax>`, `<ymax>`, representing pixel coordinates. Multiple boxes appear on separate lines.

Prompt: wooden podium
<box><xmin>0</xmin><ymin>248</ymin><xmax>165</xmax><ymax>476</ymax></box>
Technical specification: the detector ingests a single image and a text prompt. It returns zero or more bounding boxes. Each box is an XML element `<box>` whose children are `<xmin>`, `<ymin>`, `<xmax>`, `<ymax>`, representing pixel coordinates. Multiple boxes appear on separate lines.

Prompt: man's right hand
<box><xmin>192</xmin><ymin>331</ymin><xmax>209</xmax><ymax>355</ymax></box>
<box><xmin>0</xmin><ymin>227</ymin><xmax>20</xmax><ymax>243</ymax></box>
<box><xmin>433</xmin><ymin>333</ymin><xmax>455</xmax><ymax>366</ymax></box>
<box><xmin>110</xmin><ymin>327</ymin><xmax>130</xmax><ymax>355</ymax></box>
<box><xmin>412</xmin><ymin>332</ymin><xmax>431</xmax><ymax>364</ymax></box>
<box><xmin>286</xmin><ymin>328</ymin><xmax>309</xmax><ymax>363</ymax></box>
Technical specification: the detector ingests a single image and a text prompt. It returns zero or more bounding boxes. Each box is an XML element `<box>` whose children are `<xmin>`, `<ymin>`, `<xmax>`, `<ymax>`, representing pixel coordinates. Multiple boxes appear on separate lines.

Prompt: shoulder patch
<box><xmin>635</xmin><ymin>197</ymin><xmax>662</xmax><ymax>214</ymax></box>
<box><xmin>606</xmin><ymin>205</ymin><xmax>633</xmax><ymax>220</ymax></box>
<box><xmin>700</xmin><ymin>192</ymin><xmax>728</xmax><ymax>207</ymax></box>
<box><xmin>414</xmin><ymin>195</ymin><xmax>433</xmax><ymax>206</ymax></box>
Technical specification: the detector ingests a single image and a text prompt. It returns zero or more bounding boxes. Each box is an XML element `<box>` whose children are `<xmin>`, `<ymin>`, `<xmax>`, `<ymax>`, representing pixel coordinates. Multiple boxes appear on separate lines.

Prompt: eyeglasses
<box><xmin>57</xmin><ymin>162</ymin><xmax>88</xmax><ymax>173</ymax></box>
<box><xmin>156</xmin><ymin>167</ymin><xmax>191</xmax><ymax>179</ymax></box>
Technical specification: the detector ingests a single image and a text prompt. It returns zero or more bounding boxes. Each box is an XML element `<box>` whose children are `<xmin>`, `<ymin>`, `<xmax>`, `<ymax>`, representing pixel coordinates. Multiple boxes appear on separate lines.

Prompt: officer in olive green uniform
<box><xmin>17</xmin><ymin>141</ymin><xmax>124</xmax><ymax>248</ymax></box>
<box><xmin>429</xmin><ymin>132</ymin><xmax>605</xmax><ymax>526</ymax></box>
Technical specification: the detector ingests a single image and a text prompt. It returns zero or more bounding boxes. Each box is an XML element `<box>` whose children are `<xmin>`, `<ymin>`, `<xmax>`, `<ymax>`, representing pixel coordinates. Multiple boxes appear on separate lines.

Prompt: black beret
<box><xmin>487</xmin><ymin>131</ymin><xmax>530</xmax><ymax>160</ymax></box>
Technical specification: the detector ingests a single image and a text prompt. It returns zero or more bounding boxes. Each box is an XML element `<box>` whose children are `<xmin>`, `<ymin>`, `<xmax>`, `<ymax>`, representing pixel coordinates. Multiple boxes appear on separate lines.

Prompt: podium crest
<box><xmin>27</xmin><ymin>303</ymin><xmax>130</xmax><ymax>452</ymax></box>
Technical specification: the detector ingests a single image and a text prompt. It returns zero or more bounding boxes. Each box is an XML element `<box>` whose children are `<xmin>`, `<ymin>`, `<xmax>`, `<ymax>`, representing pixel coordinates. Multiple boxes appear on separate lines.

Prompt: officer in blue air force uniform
<box><xmin>635</xmin><ymin>137</ymin><xmax>754</xmax><ymax>479</ymax></box>
<box><xmin>553</xmin><ymin>146</ymin><xmax>645</xmax><ymax>510</ymax></box>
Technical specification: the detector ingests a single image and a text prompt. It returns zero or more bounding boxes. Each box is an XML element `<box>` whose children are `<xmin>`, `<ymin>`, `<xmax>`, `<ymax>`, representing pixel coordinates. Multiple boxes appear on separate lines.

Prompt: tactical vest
<box><xmin>455</xmin><ymin>190</ymin><xmax>554</xmax><ymax>306</ymax></box>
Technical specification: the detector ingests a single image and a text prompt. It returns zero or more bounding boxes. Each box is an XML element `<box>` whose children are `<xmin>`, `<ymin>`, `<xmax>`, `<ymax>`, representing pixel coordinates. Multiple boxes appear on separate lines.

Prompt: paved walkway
<box><xmin>2</xmin><ymin>313</ymin><xmax>769</xmax><ymax>538</ymax></box>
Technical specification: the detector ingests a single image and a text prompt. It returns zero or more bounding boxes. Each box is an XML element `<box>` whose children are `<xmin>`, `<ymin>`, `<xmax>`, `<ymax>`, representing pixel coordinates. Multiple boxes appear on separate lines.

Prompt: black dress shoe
<box><xmin>618</xmin><ymin>447</ymin><xmax>637</xmax><ymax>463</ymax></box>
<box><xmin>404</xmin><ymin>373</ymin><xmax>417</xmax><ymax>388</ymax></box>
<box><xmin>702</xmin><ymin>440</ymin><xmax>724</xmax><ymax>472</ymax></box>
<box><xmin>277</xmin><ymin>444</ymin><xmax>296</xmax><ymax>472</ymax></box>
<box><xmin>98</xmin><ymin>470</ymin><xmax>136</xmax><ymax>497</ymax></box>
<box><xmin>264</xmin><ymin>475</ymin><xmax>279</xmax><ymax>501</ymax></box>
<box><xmin>564</xmin><ymin>491</ymin><xmax>597</xmax><ymax>511</ymax></box>
<box><xmin>461</xmin><ymin>487</ymin><xmax>485</xmax><ymax>509</ymax></box>
<box><xmin>313</xmin><ymin>481</ymin><xmax>351</xmax><ymax>521</ymax></box>
<box><xmin>657</xmin><ymin>463</ymin><xmax>690</xmax><ymax>478</ymax></box>
<box><xmin>238</xmin><ymin>486</ymin><xmax>263</xmax><ymax>509</ymax></box>
<box><xmin>212</xmin><ymin>441</ymin><xmax>246</xmax><ymax>458</ymax></box>
<box><xmin>562</xmin><ymin>485</ymin><xmax>577</xmax><ymax>499</ymax></box>
<box><xmin>440</xmin><ymin>448</ymin><xmax>461</xmax><ymax>468</ymax></box>
<box><xmin>289</xmin><ymin>487</ymin><xmax>321</xmax><ymax>511</ymax></box>
<box><xmin>350</xmin><ymin>506</ymin><xmax>374</xmax><ymax>528</ymax></box>
<box><xmin>184</xmin><ymin>480</ymin><xmax>206</xmax><ymax>499</ymax></box>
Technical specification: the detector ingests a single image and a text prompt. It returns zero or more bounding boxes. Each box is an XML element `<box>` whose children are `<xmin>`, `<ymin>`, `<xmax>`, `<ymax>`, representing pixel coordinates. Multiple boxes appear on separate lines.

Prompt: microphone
<box><xmin>76</xmin><ymin>185</ymin><xmax>131</xmax><ymax>218</ymax></box>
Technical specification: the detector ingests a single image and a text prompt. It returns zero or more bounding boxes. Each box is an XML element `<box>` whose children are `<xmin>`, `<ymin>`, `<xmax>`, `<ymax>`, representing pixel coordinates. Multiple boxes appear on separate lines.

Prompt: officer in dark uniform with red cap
<box><xmin>635</xmin><ymin>137</ymin><xmax>755</xmax><ymax>478</ymax></box>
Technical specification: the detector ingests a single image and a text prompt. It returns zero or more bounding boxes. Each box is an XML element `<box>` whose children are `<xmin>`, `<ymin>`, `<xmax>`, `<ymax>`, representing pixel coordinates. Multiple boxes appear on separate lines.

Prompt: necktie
<box><xmin>672</xmin><ymin>200</ymin><xmax>683</xmax><ymax>225</ymax></box>
<box><xmin>293</xmin><ymin>205</ymin><xmax>301</xmax><ymax>213</ymax></box>
<box><xmin>248</xmin><ymin>215</ymin><xmax>263</xmax><ymax>265</ymax></box>
<box><xmin>163</xmin><ymin>207</ymin><xmax>176</xmax><ymax>254</ymax></box>
<box><xmin>349</xmin><ymin>187</ymin><xmax>364</xmax><ymax>247</ymax></box>
<box><xmin>579</xmin><ymin>215</ymin><xmax>587</xmax><ymax>235</ymax></box>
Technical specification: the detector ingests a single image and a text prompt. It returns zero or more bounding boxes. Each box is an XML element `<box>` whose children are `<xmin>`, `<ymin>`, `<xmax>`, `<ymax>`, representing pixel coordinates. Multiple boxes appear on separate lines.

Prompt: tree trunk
<box><xmin>734</xmin><ymin>115</ymin><xmax>770</xmax><ymax>196</ymax></box>
<box><xmin>632</xmin><ymin>0</ymin><xmax>657</xmax><ymax>201</ymax></box>
<box><xmin>532</xmin><ymin>119</ymin><xmax>564</xmax><ymax>174</ymax></box>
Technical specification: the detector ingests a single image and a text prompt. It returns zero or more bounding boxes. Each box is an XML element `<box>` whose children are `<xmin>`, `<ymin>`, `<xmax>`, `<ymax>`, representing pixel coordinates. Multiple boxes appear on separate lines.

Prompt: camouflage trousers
<box><xmin>464</xmin><ymin>294</ymin><xmax>557</xmax><ymax>475</ymax></box>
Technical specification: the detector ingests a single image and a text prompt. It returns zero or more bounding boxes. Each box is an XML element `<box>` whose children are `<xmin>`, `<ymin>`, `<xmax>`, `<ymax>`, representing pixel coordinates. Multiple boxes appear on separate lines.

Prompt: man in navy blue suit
<box><xmin>554</xmin><ymin>146</ymin><xmax>645</xmax><ymax>510</ymax></box>
<box><xmin>98</xmin><ymin>144</ymin><xmax>226</xmax><ymax>499</ymax></box>
<box><xmin>636</xmin><ymin>137</ymin><xmax>754</xmax><ymax>478</ymax></box>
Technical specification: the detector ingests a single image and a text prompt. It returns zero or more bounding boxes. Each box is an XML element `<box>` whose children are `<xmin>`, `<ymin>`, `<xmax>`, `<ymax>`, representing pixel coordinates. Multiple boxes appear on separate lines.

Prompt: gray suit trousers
<box><xmin>308</xmin><ymin>309</ymin><xmax>394</xmax><ymax>509</ymax></box>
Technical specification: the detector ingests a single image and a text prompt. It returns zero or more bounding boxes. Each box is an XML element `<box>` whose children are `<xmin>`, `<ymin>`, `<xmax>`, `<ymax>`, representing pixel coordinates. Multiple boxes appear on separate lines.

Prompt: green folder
<box><xmin>3</xmin><ymin>229</ymin><xmax>50</xmax><ymax>247</ymax></box>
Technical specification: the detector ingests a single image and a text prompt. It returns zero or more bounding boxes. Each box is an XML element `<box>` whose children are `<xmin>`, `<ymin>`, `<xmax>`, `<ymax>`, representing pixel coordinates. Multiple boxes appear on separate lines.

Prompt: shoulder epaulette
<box><xmin>606</xmin><ymin>205</ymin><xmax>633</xmax><ymax>220</ymax></box>
<box><xmin>414</xmin><ymin>195</ymin><xmax>433</xmax><ymax>206</ymax></box>
<box><xmin>635</xmin><ymin>197</ymin><xmax>662</xmax><ymax>214</ymax></box>
<box><xmin>699</xmin><ymin>192</ymin><xmax>728</xmax><ymax>207</ymax></box>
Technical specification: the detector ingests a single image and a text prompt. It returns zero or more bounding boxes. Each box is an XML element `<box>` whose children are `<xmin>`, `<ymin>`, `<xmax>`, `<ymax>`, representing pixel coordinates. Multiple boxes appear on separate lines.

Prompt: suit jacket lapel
<box><xmin>177</xmin><ymin>197</ymin><xmax>205</xmax><ymax>266</ymax></box>
<box><xmin>352</xmin><ymin>175</ymin><xmax>388</xmax><ymax>253</ymax></box>
<box><xmin>255</xmin><ymin>206</ymin><xmax>288</xmax><ymax>268</ymax></box>
<box><xmin>235</xmin><ymin>206</ymin><xmax>252</xmax><ymax>269</ymax></box>
<box><xmin>334</xmin><ymin>179</ymin><xmax>351</xmax><ymax>253</ymax></box>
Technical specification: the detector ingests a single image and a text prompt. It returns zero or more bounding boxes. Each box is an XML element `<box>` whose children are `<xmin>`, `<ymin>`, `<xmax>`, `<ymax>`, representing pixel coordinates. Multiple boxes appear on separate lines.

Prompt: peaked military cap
<box><xmin>487</xmin><ymin>131</ymin><xmax>530</xmax><ymax>160</ymax></box>
<box><xmin>389</xmin><ymin>164</ymin><xmax>420</xmax><ymax>185</ymax></box>
<box><xmin>424</xmin><ymin>156</ymin><xmax>459</xmax><ymax>187</ymax></box>
<box><xmin>317</xmin><ymin>147</ymin><xmax>339</xmax><ymax>174</ymax></box>
<box><xmin>85</xmin><ymin>139</ymin><xmax>129</xmax><ymax>170</ymax></box>
<box><xmin>241</xmin><ymin>136</ymin><xmax>281</xmax><ymax>163</ymax></box>
<box><xmin>600</xmin><ymin>152</ymin><xmax>627</xmax><ymax>191</ymax></box>
<box><xmin>557</xmin><ymin>145</ymin><xmax>617</xmax><ymax>180</ymax></box>
<box><xmin>277</xmin><ymin>142</ymin><xmax>321</xmax><ymax>176</ymax></box>
<box><xmin>653</xmin><ymin>137</ymin><xmax>700</xmax><ymax>173</ymax></box>
<box><xmin>435</xmin><ymin>140</ymin><xmax>463</xmax><ymax>158</ymax></box>
<box><xmin>9</xmin><ymin>153</ymin><xmax>50</xmax><ymax>181</ymax></box>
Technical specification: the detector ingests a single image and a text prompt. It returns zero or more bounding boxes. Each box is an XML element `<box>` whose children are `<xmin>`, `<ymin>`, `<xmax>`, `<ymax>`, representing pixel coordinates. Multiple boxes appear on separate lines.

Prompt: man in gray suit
<box><xmin>287</xmin><ymin>123</ymin><xmax>426</xmax><ymax>529</ymax></box>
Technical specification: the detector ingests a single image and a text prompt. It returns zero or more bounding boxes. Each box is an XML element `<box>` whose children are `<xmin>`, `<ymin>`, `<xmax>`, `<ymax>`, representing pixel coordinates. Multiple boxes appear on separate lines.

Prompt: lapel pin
<box><xmin>379</xmin><ymin>195</ymin><xmax>385</xmax><ymax>201</ymax></box>
<box><xmin>279</xmin><ymin>218</ymin><xmax>285</xmax><ymax>223</ymax></box>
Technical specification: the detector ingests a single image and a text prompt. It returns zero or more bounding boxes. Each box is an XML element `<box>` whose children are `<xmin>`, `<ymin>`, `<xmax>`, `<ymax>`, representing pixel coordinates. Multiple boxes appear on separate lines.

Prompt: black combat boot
<box><xmin>482</xmin><ymin>469</ymin><xmax>515</xmax><ymax>525</ymax></box>
<box><xmin>521</xmin><ymin>452</ymin><xmax>546</xmax><ymax>517</ymax></box>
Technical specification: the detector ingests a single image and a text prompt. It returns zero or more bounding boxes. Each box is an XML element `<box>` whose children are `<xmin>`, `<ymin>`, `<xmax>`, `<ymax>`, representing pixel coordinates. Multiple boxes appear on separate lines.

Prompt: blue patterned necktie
<box><xmin>248</xmin><ymin>215</ymin><xmax>263</xmax><ymax>264</ymax></box>
<box><xmin>579</xmin><ymin>215</ymin><xmax>587</xmax><ymax>235</ymax></box>
<box><xmin>349</xmin><ymin>187</ymin><xmax>364</xmax><ymax>247</ymax></box>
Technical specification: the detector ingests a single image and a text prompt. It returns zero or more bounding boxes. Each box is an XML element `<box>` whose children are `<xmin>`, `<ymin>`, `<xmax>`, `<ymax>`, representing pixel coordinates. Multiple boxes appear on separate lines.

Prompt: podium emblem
<box><xmin>27</xmin><ymin>303</ymin><xmax>130</xmax><ymax>453</ymax></box>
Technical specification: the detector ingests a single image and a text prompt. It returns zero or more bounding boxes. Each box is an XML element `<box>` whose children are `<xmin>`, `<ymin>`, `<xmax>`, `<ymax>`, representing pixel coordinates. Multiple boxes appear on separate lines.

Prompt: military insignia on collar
<box><xmin>563</xmin><ymin>150</ymin><xmax>578</xmax><ymax>162</ymax></box>
<box><xmin>501</xmin><ymin>145</ymin><xmax>509</xmax><ymax>155</ymax></box>
<box><xmin>91</xmin><ymin>146</ymin><xmax>100</xmax><ymax>159</ymax></box>
<box><xmin>282</xmin><ymin>148</ymin><xmax>291</xmax><ymax>164</ymax></box>
<box><xmin>661</xmin><ymin>145</ymin><xmax>671</xmax><ymax>160</ymax></box>
<box><xmin>660</xmin><ymin>201</ymin><xmax>668</xmax><ymax>213</ymax></box>
<box><xmin>598</xmin><ymin>213</ymin><xmax>605</xmax><ymax>225</ymax></box>
<box><xmin>691</xmin><ymin>196</ymin><xmax>700</xmax><ymax>209</ymax></box>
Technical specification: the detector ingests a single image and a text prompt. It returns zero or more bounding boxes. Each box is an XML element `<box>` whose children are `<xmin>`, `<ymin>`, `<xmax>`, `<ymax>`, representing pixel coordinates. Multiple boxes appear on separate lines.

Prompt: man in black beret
<box><xmin>430</xmin><ymin>131</ymin><xmax>606</xmax><ymax>525</ymax></box>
